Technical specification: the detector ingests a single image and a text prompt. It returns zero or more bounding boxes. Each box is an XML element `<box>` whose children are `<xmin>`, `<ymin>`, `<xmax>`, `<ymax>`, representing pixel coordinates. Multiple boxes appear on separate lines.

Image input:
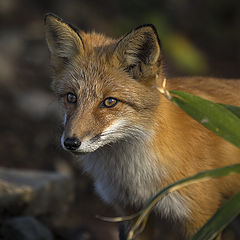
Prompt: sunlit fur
<box><xmin>45</xmin><ymin>13</ymin><xmax>240</xmax><ymax>239</ymax></box>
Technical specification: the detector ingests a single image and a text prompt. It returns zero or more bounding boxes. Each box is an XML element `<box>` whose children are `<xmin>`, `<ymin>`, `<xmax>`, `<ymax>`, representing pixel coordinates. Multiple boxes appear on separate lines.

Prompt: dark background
<box><xmin>0</xmin><ymin>0</ymin><xmax>240</xmax><ymax>239</ymax></box>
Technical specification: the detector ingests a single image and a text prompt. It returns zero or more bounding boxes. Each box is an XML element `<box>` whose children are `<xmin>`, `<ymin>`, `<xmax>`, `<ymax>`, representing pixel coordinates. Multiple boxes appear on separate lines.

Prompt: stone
<box><xmin>0</xmin><ymin>167</ymin><xmax>74</xmax><ymax>217</ymax></box>
<box><xmin>1</xmin><ymin>216</ymin><xmax>54</xmax><ymax>240</ymax></box>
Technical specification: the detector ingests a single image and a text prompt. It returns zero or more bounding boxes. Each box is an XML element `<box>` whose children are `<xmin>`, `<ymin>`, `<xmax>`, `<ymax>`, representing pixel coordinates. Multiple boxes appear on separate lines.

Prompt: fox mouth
<box><xmin>71</xmin><ymin>151</ymin><xmax>89</xmax><ymax>156</ymax></box>
<box><xmin>61</xmin><ymin>133</ymin><xmax>104</xmax><ymax>154</ymax></box>
<box><xmin>60</xmin><ymin>119</ymin><xmax>144</xmax><ymax>154</ymax></box>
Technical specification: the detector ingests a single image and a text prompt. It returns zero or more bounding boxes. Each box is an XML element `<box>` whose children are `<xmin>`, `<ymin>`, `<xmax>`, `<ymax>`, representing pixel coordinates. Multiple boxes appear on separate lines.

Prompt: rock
<box><xmin>1</xmin><ymin>216</ymin><xmax>54</xmax><ymax>240</ymax></box>
<box><xmin>0</xmin><ymin>168</ymin><xmax>74</xmax><ymax>217</ymax></box>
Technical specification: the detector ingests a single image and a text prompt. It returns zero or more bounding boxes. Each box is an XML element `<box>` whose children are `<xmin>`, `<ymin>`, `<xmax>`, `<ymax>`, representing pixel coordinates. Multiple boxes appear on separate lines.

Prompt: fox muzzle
<box><xmin>63</xmin><ymin>137</ymin><xmax>81</xmax><ymax>151</ymax></box>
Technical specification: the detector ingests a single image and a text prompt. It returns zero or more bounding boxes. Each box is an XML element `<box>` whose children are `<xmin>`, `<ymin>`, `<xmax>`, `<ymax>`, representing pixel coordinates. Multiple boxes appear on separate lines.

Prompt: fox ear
<box><xmin>114</xmin><ymin>24</ymin><xmax>161</xmax><ymax>79</ymax></box>
<box><xmin>44</xmin><ymin>13</ymin><xmax>84</xmax><ymax>72</ymax></box>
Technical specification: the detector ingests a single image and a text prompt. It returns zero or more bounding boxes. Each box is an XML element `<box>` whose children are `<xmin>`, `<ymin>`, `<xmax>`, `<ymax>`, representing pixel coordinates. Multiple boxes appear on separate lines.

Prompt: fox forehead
<box><xmin>56</xmin><ymin>57</ymin><xmax>125</xmax><ymax>98</ymax></box>
<box><xmin>56</xmin><ymin>63</ymin><xmax>159</xmax><ymax>114</ymax></box>
<box><xmin>81</xmin><ymin>31</ymin><xmax>116</xmax><ymax>49</ymax></box>
<box><xmin>54</xmin><ymin>58</ymin><xmax>160</xmax><ymax>116</ymax></box>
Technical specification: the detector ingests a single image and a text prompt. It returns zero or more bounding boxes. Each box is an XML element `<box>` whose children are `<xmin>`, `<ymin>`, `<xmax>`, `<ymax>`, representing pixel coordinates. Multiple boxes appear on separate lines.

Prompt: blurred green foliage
<box><xmin>2</xmin><ymin>0</ymin><xmax>239</xmax><ymax>76</ymax></box>
<box><xmin>109</xmin><ymin>0</ymin><xmax>240</xmax><ymax>75</ymax></box>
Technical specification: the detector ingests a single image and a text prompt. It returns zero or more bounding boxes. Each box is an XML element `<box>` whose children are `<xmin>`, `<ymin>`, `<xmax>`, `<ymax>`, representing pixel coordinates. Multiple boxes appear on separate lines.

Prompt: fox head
<box><xmin>44</xmin><ymin>13</ymin><xmax>163</xmax><ymax>153</ymax></box>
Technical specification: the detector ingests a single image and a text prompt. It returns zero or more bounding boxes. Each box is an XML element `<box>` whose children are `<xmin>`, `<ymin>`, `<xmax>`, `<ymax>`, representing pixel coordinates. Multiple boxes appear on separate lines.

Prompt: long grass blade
<box><xmin>191</xmin><ymin>190</ymin><xmax>240</xmax><ymax>240</ymax></box>
<box><xmin>127</xmin><ymin>164</ymin><xmax>240</xmax><ymax>239</ymax></box>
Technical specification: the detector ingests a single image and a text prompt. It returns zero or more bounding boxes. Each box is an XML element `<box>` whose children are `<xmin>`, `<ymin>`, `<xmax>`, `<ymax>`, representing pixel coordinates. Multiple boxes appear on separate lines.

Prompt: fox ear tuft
<box><xmin>114</xmin><ymin>24</ymin><xmax>161</xmax><ymax>79</ymax></box>
<box><xmin>44</xmin><ymin>13</ymin><xmax>84</xmax><ymax>59</ymax></box>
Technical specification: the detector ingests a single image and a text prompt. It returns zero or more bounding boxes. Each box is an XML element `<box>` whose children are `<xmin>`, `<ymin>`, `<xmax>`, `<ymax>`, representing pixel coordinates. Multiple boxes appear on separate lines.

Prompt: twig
<box><xmin>157</xmin><ymin>78</ymin><xmax>172</xmax><ymax>100</ymax></box>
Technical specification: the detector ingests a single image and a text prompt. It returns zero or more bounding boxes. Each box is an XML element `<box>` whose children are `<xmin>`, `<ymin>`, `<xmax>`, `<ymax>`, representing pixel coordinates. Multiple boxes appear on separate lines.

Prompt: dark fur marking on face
<box><xmin>91</xmin><ymin>133</ymin><xmax>101</xmax><ymax>142</ymax></box>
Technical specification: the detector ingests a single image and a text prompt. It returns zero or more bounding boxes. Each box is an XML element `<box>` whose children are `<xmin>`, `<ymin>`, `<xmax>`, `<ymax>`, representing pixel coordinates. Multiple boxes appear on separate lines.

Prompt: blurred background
<box><xmin>0</xmin><ymin>0</ymin><xmax>240</xmax><ymax>239</ymax></box>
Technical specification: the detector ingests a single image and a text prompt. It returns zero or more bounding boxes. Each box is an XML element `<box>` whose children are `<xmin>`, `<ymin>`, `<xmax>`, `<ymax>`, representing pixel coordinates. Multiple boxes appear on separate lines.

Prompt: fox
<box><xmin>44</xmin><ymin>13</ymin><xmax>240</xmax><ymax>240</ymax></box>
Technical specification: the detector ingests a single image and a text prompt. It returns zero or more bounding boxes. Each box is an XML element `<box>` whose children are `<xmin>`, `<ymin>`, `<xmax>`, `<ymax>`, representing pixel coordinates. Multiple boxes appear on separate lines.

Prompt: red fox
<box><xmin>44</xmin><ymin>13</ymin><xmax>240</xmax><ymax>239</ymax></box>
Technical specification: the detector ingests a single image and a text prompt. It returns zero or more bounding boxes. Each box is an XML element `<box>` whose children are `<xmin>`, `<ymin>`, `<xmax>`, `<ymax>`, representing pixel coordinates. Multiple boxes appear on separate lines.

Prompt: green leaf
<box><xmin>191</xmin><ymin>190</ymin><xmax>240</xmax><ymax>240</ymax></box>
<box><xmin>127</xmin><ymin>164</ymin><xmax>240</xmax><ymax>240</ymax></box>
<box><xmin>170</xmin><ymin>90</ymin><xmax>240</xmax><ymax>148</ymax></box>
<box><xmin>221</xmin><ymin>104</ymin><xmax>240</xmax><ymax>118</ymax></box>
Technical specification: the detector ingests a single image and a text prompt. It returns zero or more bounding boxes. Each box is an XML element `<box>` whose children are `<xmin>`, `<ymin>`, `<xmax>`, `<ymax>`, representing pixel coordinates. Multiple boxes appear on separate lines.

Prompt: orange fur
<box><xmin>44</xmin><ymin>13</ymin><xmax>240</xmax><ymax>239</ymax></box>
<box><xmin>152</xmin><ymin>77</ymin><xmax>240</xmax><ymax>236</ymax></box>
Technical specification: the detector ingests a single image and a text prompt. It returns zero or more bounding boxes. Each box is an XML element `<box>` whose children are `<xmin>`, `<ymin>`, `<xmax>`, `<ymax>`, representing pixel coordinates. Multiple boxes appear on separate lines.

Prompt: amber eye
<box><xmin>66</xmin><ymin>92</ymin><xmax>77</xmax><ymax>104</ymax></box>
<box><xmin>101</xmin><ymin>97</ymin><xmax>118</xmax><ymax>108</ymax></box>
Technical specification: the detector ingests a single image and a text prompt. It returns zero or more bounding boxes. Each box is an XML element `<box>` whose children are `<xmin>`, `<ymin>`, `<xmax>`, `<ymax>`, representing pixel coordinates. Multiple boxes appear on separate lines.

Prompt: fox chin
<box><xmin>45</xmin><ymin>13</ymin><xmax>240</xmax><ymax>240</ymax></box>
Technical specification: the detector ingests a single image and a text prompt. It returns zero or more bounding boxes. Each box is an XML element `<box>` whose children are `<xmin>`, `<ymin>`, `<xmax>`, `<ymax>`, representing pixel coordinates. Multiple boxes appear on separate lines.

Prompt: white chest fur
<box><xmin>81</xmin><ymin>139</ymin><xmax>189</xmax><ymax>220</ymax></box>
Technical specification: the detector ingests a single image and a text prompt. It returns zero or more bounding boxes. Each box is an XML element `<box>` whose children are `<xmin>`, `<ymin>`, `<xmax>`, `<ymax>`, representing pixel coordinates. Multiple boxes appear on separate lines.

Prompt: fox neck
<box><xmin>82</xmin><ymin>135</ymin><xmax>163</xmax><ymax>202</ymax></box>
<box><xmin>80</xmin><ymin>131</ymin><xmax>189</xmax><ymax>220</ymax></box>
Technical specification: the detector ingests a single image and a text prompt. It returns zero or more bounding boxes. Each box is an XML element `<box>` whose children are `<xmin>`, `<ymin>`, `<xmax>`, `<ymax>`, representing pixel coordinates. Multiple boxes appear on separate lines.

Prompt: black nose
<box><xmin>64</xmin><ymin>137</ymin><xmax>81</xmax><ymax>151</ymax></box>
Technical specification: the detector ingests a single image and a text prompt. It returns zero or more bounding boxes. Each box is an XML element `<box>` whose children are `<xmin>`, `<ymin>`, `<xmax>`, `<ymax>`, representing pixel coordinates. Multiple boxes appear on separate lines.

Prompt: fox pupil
<box><xmin>67</xmin><ymin>92</ymin><xmax>77</xmax><ymax>103</ymax></box>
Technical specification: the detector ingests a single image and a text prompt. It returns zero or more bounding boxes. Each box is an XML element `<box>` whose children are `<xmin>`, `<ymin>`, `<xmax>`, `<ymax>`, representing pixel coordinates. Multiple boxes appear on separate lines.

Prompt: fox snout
<box><xmin>63</xmin><ymin>137</ymin><xmax>81</xmax><ymax>151</ymax></box>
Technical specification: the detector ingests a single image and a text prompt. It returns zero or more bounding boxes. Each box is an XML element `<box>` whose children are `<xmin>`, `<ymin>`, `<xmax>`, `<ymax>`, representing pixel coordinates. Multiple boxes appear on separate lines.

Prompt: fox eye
<box><xmin>101</xmin><ymin>97</ymin><xmax>118</xmax><ymax>108</ymax></box>
<box><xmin>66</xmin><ymin>92</ymin><xmax>77</xmax><ymax>104</ymax></box>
